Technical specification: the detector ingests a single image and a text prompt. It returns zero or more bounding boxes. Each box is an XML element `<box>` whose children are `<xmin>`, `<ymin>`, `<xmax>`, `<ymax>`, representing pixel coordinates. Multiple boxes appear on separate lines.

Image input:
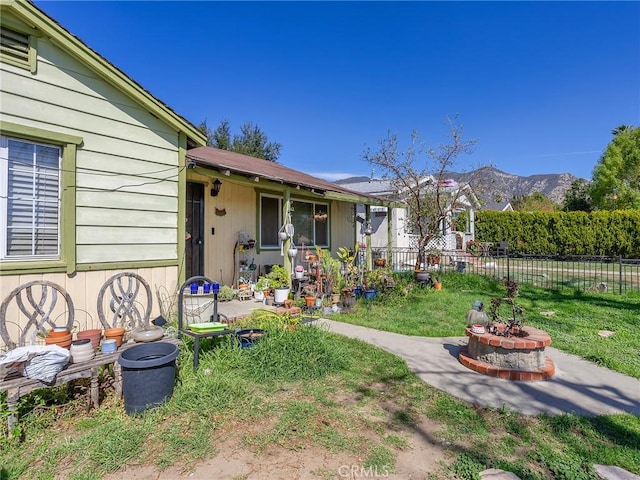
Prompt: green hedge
<box><xmin>475</xmin><ymin>211</ymin><xmax>640</xmax><ymax>256</ymax></box>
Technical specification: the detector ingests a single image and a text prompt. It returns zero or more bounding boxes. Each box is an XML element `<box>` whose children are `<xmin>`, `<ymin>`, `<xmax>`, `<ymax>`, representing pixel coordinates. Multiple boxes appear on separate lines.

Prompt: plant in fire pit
<box><xmin>465</xmin><ymin>240</ymin><xmax>482</xmax><ymax>257</ymax></box>
<box><xmin>487</xmin><ymin>279</ymin><xmax>526</xmax><ymax>336</ymax></box>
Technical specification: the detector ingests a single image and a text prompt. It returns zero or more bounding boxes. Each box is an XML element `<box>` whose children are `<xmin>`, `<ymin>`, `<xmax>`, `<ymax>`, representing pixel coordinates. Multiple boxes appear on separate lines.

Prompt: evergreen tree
<box><xmin>198</xmin><ymin>119</ymin><xmax>281</xmax><ymax>162</ymax></box>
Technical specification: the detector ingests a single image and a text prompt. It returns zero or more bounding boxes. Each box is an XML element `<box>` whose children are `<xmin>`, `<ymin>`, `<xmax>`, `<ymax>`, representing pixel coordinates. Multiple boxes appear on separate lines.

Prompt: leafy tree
<box><xmin>198</xmin><ymin>119</ymin><xmax>282</xmax><ymax>162</ymax></box>
<box><xmin>363</xmin><ymin>116</ymin><xmax>478</xmax><ymax>270</ymax></box>
<box><xmin>511</xmin><ymin>192</ymin><xmax>558</xmax><ymax>212</ymax></box>
<box><xmin>612</xmin><ymin>124</ymin><xmax>633</xmax><ymax>137</ymax></box>
<box><xmin>589</xmin><ymin>126</ymin><xmax>640</xmax><ymax>210</ymax></box>
<box><xmin>562</xmin><ymin>178</ymin><xmax>593</xmax><ymax>212</ymax></box>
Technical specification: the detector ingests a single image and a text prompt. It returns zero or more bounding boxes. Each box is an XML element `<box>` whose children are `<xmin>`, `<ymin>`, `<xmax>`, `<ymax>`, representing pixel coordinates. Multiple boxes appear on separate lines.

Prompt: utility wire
<box><xmin>0</xmin><ymin>166</ymin><xmax>186</xmax><ymax>199</ymax></box>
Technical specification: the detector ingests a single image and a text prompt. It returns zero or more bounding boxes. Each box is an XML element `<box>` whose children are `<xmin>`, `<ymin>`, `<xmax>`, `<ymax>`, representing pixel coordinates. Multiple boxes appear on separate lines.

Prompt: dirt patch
<box><xmin>102</xmin><ymin>415</ymin><xmax>450</xmax><ymax>480</ymax></box>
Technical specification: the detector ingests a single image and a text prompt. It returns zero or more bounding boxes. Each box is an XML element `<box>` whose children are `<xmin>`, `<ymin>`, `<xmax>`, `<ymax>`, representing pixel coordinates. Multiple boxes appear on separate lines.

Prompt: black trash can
<box><xmin>118</xmin><ymin>342</ymin><xmax>179</xmax><ymax>415</ymax></box>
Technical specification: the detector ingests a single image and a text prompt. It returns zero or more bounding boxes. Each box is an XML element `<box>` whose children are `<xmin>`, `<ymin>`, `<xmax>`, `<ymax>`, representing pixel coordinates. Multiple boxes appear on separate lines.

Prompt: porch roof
<box><xmin>187</xmin><ymin>147</ymin><xmax>396</xmax><ymax>206</ymax></box>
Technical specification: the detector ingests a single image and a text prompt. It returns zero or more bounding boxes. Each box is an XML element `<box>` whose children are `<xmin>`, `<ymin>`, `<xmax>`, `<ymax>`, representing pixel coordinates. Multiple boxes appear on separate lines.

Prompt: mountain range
<box><xmin>337</xmin><ymin>167</ymin><xmax>581</xmax><ymax>210</ymax></box>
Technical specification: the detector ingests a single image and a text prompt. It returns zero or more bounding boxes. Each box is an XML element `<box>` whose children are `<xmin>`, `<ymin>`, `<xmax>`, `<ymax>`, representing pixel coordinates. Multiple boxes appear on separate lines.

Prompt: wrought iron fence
<box><xmin>371</xmin><ymin>247</ymin><xmax>640</xmax><ymax>294</ymax></box>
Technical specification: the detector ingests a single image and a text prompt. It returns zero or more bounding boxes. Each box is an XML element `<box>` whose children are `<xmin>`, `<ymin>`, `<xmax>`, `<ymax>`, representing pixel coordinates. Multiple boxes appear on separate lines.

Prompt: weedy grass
<box><xmin>1</xmin><ymin>277</ymin><xmax>639</xmax><ymax>479</ymax></box>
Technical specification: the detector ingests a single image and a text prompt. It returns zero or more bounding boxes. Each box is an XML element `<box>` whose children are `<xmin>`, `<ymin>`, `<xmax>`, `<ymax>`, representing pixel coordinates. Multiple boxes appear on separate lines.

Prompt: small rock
<box><xmin>539</xmin><ymin>311</ymin><xmax>555</xmax><ymax>316</ymax></box>
<box><xmin>480</xmin><ymin>468</ymin><xmax>522</xmax><ymax>480</ymax></box>
<box><xmin>598</xmin><ymin>330</ymin><xmax>615</xmax><ymax>338</ymax></box>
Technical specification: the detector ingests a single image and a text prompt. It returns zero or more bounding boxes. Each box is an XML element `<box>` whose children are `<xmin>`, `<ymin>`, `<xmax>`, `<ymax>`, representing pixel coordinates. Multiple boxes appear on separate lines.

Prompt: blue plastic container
<box><xmin>236</xmin><ymin>329</ymin><xmax>265</xmax><ymax>348</ymax></box>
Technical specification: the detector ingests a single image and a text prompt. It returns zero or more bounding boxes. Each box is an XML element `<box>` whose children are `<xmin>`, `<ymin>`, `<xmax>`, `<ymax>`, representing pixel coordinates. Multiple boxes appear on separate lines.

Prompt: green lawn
<box><xmin>1</xmin><ymin>273</ymin><xmax>639</xmax><ymax>479</ymax></box>
<box><xmin>339</xmin><ymin>271</ymin><xmax>640</xmax><ymax>379</ymax></box>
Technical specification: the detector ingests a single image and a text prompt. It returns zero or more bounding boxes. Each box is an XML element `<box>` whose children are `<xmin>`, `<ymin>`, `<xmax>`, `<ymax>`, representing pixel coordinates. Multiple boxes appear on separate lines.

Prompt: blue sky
<box><xmin>35</xmin><ymin>1</ymin><xmax>639</xmax><ymax>181</ymax></box>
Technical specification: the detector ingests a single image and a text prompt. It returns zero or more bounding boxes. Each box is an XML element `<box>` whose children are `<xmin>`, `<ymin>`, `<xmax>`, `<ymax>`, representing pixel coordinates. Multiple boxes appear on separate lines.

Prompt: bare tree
<box><xmin>363</xmin><ymin>116</ymin><xmax>478</xmax><ymax>270</ymax></box>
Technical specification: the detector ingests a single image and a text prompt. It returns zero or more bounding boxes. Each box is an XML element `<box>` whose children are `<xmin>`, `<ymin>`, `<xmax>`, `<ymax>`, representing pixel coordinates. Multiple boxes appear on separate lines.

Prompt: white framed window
<box><xmin>1</xmin><ymin>136</ymin><xmax>61</xmax><ymax>259</ymax></box>
<box><xmin>259</xmin><ymin>194</ymin><xmax>329</xmax><ymax>248</ymax></box>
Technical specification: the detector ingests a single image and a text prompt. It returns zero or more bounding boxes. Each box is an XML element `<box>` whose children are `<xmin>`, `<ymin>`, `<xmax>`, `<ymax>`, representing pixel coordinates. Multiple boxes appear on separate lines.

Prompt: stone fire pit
<box><xmin>459</xmin><ymin>324</ymin><xmax>555</xmax><ymax>381</ymax></box>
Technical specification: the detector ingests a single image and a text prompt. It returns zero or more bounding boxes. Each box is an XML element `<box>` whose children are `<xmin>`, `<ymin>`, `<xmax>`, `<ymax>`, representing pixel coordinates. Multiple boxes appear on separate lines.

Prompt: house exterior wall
<box><xmin>0</xmin><ymin>5</ymin><xmax>194</xmax><ymax>327</ymax></box>
<box><xmin>189</xmin><ymin>172</ymin><xmax>358</xmax><ymax>287</ymax></box>
<box><xmin>0</xmin><ymin>267</ymin><xmax>178</xmax><ymax>345</ymax></box>
<box><xmin>196</xmin><ymin>175</ymin><xmax>263</xmax><ymax>287</ymax></box>
<box><xmin>329</xmin><ymin>201</ymin><xmax>356</xmax><ymax>251</ymax></box>
<box><xmin>2</xmin><ymin>37</ymin><xmax>181</xmax><ymax>266</ymax></box>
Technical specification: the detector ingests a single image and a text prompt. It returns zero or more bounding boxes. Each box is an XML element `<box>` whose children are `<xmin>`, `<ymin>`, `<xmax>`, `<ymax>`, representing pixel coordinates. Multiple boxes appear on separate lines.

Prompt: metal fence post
<box><xmin>506</xmin><ymin>249</ymin><xmax>510</xmax><ymax>283</ymax></box>
<box><xmin>619</xmin><ymin>255</ymin><xmax>623</xmax><ymax>295</ymax></box>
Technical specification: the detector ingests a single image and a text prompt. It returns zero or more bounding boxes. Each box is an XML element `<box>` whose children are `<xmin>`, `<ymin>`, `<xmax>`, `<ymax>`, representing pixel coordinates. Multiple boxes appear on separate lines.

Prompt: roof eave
<box><xmin>187</xmin><ymin>153</ymin><xmax>398</xmax><ymax>206</ymax></box>
<box><xmin>4</xmin><ymin>0</ymin><xmax>206</xmax><ymax>146</ymax></box>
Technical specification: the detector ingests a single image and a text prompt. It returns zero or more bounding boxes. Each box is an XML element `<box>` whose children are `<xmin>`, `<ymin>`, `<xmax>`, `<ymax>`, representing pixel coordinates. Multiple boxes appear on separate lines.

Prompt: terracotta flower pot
<box><xmin>104</xmin><ymin>327</ymin><xmax>125</xmax><ymax>347</ymax></box>
<box><xmin>47</xmin><ymin>329</ymin><xmax>71</xmax><ymax>338</ymax></box>
<box><xmin>45</xmin><ymin>332</ymin><xmax>72</xmax><ymax>349</ymax></box>
<box><xmin>77</xmin><ymin>329</ymin><xmax>102</xmax><ymax>350</ymax></box>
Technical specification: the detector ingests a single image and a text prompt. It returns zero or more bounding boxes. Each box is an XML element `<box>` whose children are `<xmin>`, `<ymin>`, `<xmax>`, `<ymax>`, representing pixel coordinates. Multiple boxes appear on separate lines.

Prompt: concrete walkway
<box><xmin>219</xmin><ymin>300</ymin><xmax>640</xmax><ymax>417</ymax></box>
<box><xmin>319</xmin><ymin>319</ymin><xmax>640</xmax><ymax>417</ymax></box>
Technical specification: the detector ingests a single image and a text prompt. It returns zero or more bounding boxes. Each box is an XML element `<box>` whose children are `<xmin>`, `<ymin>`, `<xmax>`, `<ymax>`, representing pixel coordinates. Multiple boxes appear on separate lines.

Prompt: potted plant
<box><xmin>426</xmin><ymin>249</ymin><xmax>441</xmax><ymax>266</ymax></box>
<box><xmin>254</xmin><ymin>277</ymin><xmax>269</xmax><ymax>301</ymax></box>
<box><xmin>321</xmin><ymin>253</ymin><xmax>343</xmax><ymax>305</ymax></box>
<box><xmin>466</xmin><ymin>240</ymin><xmax>482</xmax><ymax>257</ymax></box>
<box><xmin>267</xmin><ymin>265</ymin><xmax>291</xmax><ymax>304</ymax></box>
<box><xmin>302</xmin><ymin>283</ymin><xmax>318</xmax><ymax>308</ymax></box>
<box><xmin>337</xmin><ymin>243</ymin><xmax>363</xmax><ymax>293</ymax></box>
<box><xmin>365</xmin><ymin>267</ymin><xmax>395</xmax><ymax>293</ymax></box>
<box><xmin>218</xmin><ymin>285</ymin><xmax>235</xmax><ymax>301</ymax></box>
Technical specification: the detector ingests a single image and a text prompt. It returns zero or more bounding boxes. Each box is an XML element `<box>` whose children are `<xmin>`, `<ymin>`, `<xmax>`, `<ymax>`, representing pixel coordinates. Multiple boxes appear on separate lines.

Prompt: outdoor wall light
<box><xmin>364</xmin><ymin>222</ymin><xmax>373</xmax><ymax>236</ymax></box>
<box><xmin>210</xmin><ymin>178</ymin><xmax>222</xmax><ymax>197</ymax></box>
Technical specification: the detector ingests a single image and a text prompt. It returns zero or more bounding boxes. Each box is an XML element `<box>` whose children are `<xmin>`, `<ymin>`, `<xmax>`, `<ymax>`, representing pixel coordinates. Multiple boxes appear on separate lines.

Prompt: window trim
<box><xmin>258</xmin><ymin>192</ymin><xmax>330</xmax><ymax>250</ymax></box>
<box><xmin>0</xmin><ymin>121</ymin><xmax>82</xmax><ymax>275</ymax></box>
<box><xmin>258</xmin><ymin>193</ymin><xmax>282</xmax><ymax>250</ymax></box>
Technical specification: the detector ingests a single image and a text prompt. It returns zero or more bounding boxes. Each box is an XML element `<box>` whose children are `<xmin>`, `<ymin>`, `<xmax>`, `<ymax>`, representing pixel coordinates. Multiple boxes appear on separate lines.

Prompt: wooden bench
<box><xmin>1</xmin><ymin>338</ymin><xmax>178</xmax><ymax>432</ymax></box>
<box><xmin>0</xmin><ymin>275</ymin><xmax>178</xmax><ymax>435</ymax></box>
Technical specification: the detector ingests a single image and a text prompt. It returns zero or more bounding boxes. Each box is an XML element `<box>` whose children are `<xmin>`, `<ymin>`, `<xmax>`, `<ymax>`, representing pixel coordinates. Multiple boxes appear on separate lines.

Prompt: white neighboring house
<box><xmin>345</xmin><ymin>176</ymin><xmax>480</xmax><ymax>255</ymax></box>
<box><xmin>482</xmin><ymin>199</ymin><xmax>514</xmax><ymax>212</ymax></box>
